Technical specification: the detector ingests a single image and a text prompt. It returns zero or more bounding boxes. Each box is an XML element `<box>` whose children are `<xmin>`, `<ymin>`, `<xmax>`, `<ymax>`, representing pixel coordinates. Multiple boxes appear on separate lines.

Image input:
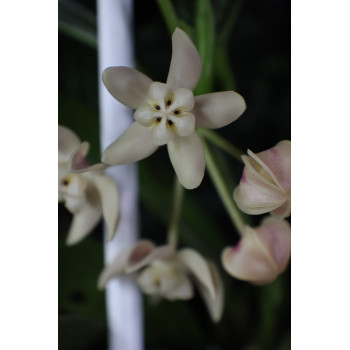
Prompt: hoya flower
<box><xmin>101</xmin><ymin>27</ymin><xmax>246</xmax><ymax>189</ymax></box>
<box><xmin>58</xmin><ymin>125</ymin><xmax>119</xmax><ymax>245</ymax></box>
<box><xmin>233</xmin><ymin>140</ymin><xmax>291</xmax><ymax>219</ymax></box>
<box><xmin>98</xmin><ymin>240</ymin><xmax>224</xmax><ymax>323</ymax></box>
<box><xmin>221</xmin><ymin>217</ymin><xmax>291</xmax><ymax>285</ymax></box>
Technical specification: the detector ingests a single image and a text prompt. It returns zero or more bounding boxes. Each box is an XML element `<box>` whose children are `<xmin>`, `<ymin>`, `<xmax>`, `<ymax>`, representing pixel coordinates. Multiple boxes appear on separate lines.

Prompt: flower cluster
<box><xmin>222</xmin><ymin>141</ymin><xmax>291</xmax><ymax>284</ymax></box>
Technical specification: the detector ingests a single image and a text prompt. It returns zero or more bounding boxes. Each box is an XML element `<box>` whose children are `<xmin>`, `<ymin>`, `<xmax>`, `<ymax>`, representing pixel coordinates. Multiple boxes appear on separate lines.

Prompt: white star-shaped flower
<box><xmin>101</xmin><ymin>28</ymin><xmax>246</xmax><ymax>189</ymax></box>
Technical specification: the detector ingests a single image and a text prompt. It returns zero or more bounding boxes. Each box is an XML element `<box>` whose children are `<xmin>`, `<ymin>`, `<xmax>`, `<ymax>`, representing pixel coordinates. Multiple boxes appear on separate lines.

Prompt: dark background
<box><xmin>58</xmin><ymin>0</ymin><xmax>291</xmax><ymax>349</ymax></box>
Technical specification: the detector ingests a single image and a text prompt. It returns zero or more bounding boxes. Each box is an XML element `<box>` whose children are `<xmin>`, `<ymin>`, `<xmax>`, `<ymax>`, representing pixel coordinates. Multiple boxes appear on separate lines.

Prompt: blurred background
<box><xmin>58</xmin><ymin>0</ymin><xmax>291</xmax><ymax>349</ymax></box>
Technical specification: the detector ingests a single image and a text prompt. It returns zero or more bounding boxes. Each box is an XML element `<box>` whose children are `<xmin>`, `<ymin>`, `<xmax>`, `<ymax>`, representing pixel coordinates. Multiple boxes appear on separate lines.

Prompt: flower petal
<box><xmin>102</xmin><ymin>67</ymin><xmax>153</xmax><ymax>109</ymax></box>
<box><xmin>58</xmin><ymin>125</ymin><xmax>80</xmax><ymax>161</ymax></box>
<box><xmin>166</xmin><ymin>28</ymin><xmax>202</xmax><ymax>91</ymax></box>
<box><xmin>126</xmin><ymin>244</ymin><xmax>175</xmax><ymax>274</ymax></box>
<box><xmin>97</xmin><ymin>248</ymin><xmax>133</xmax><ymax>290</ymax></box>
<box><xmin>90</xmin><ymin>175</ymin><xmax>120</xmax><ymax>242</ymax></box>
<box><xmin>177</xmin><ymin>248</ymin><xmax>216</xmax><ymax>299</ymax></box>
<box><xmin>102</xmin><ymin>122</ymin><xmax>158</xmax><ymax>165</ymax></box>
<box><xmin>194</xmin><ymin>91</ymin><xmax>246</xmax><ymax>129</ymax></box>
<box><xmin>69</xmin><ymin>142</ymin><xmax>107</xmax><ymax>173</ymax></box>
<box><xmin>66</xmin><ymin>198</ymin><xmax>102</xmax><ymax>246</ymax></box>
<box><xmin>167</xmin><ymin>132</ymin><xmax>205</xmax><ymax>189</ymax></box>
<box><xmin>164</xmin><ymin>274</ymin><xmax>194</xmax><ymax>300</ymax></box>
<box><xmin>196</xmin><ymin>262</ymin><xmax>224</xmax><ymax>323</ymax></box>
<box><xmin>253</xmin><ymin>140</ymin><xmax>291</xmax><ymax>192</ymax></box>
<box><xmin>233</xmin><ymin>165</ymin><xmax>288</xmax><ymax>215</ymax></box>
<box><xmin>221</xmin><ymin>218</ymin><xmax>291</xmax><ymax>285</ymax></box>
<box><xmin>151</xmin><ymin>117</ymin><xmax>175</xmax><ymax>146</ymax></box>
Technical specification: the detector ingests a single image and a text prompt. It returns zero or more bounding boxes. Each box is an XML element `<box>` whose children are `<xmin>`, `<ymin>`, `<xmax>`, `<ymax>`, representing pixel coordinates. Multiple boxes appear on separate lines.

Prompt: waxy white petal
<box><xmin>166</xmin><ymin>28</ymin><xmax>202</xmax><ymax>91</ymax></box>
<box><xmin>66</xmin><ymin>198</ymin><xmax>102</xmax><ymax>246</ymax></box>
<box><xmin>97</xmin><ymin>248</ymin><xmax>134</xmax><ymax>290</ymax></box>
<box><xmin>151</xmin><ymin>117</ymin><xmax>175</xmax><ymax>146</ymax></box>
<box><xmin>167</xmin><ymin>132</ymin><xmax>205</xmax><ymax>189</ymax></box>
<box><xmin>91</xmin><ymin>175</ymin><xmax>120</xmax><ymax>242</ymax></box>
<box><xmin>196</xmin><ymin>262</ymin><xmax>224</xmax><ymax>323</ymax></box>
<box><xmin>164</xmin><ymin>274</ymin><xmax>194</xmax><ymax>300</ymax></box>
<box><xmin>102</xmin><ymin>122</ymin><xmax>158</xmax><ymax>165</ymax></box>
<box><xmin>102</xmin><ymin>67</ymin><xmax>153</xmax><ymax>109</ymax></box>
<box><xmin>58</xmin><ymin>125</ymin><xmax>80</xmax><ymax>161</ymax></box>
<box><xmin>194</xmin><ymin>91</ymin><xmax>246</xmax><ymax>129</ymax></box>
<box><xmin>177</xmin><ymin>248</ymin><xmax>216</xmax><ymax>299</ymax></box>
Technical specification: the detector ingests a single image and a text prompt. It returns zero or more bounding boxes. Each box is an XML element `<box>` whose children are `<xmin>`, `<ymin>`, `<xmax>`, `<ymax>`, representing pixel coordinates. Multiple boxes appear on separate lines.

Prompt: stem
<box><xmin>156</xmin><ymin>0</ymin><xmax>179</xmax><ymax>35</ymax></box>
<box><xmin>167</xmin><ymin>177</ymin><xmax>184</xmax><ymax>247</ymax></box>
<box><xmin>197</xmin><ymin>127</ymin><xmax>244</xmax><ymax>162</ymax></box>
<box><xmin>204</xmin><ymin>140</ymin><xmax>246</xmax><ymax>235</ymax></box>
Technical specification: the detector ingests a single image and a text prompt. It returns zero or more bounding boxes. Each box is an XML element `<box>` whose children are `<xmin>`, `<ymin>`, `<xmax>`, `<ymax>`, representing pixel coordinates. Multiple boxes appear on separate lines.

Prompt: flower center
<box><xmin>134</xmin><ymin>82</ymin><xmax>196</xmax><ymax>146</ymax></box>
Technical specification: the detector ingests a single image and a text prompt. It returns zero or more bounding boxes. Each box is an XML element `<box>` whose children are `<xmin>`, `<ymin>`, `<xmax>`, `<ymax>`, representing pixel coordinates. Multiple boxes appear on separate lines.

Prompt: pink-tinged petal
<box><xmin>102</xmin><ymin>67</ymin><xmax>153</xmax><ymax>109</ymax></box>
<box><xmin>221</xmin><ymin>218</ymin><xmax>291</xmax><ymax>285</ymax></box>
<box><xmin>196</xmin><ymin>262</ymin><xmax>224</xmax><ymax>323</ymax></box>
<box><xmin>271</xmin><ymin>199</ymin><xmax>291</xmax><ymax>219</ymax></box>
<box><xmin>177</xmin><ymin>248</ymin><xmax>216</xmax><ymax>299</ymax></box>
<box><xmin>254</xmin><ymin>140</ymin><xmax>291</xmax><ymax>192</ymax></box>
<box><xmin>97</xmin><ymin>248</ymin><xmax>134</xmax><ymax>290</ymax></box>
<box><xmin>233</xmin><ymin>165</ymin><xmax>288</xmax><ymax>215</ymax></box>
<box><xmin>168</xmin><ymin>113</ymin><xmax>195</xmax><ymax>137</ymax></box>
<box><xmin>166</xmin><ymin>28</ymin><xmax>202</xmax><ymax>91</ymax></box>
<box><xmin>101</xmin><ymin>122</ymin><xmax>158</xmax><ymax>165</ymax></box>
<box><xmin>58</xmin><ymin>125</ymin><xmax>80</xmax><ymax>161</ymax></box>
<box><xmin>151</xmin><ymin>117</ymin><xmax>175</xmax><ymax>146</ymax></box>
<box><xmin>194</xmin><ymin>91</ymin><xmax>246</xmax><ymax>129</ymax></box>
<box><xmin>66</xmin><ymin>199</ymin><xmax>102</xmax><ymax>246</ymax></box>
<box><xmin>69</xmin><ymin>142</ymin><xmax>107</xmax><ymax>173</ymax></box>
<box><xmin>126</xmin><ymin>244</ymin><xmax>175</xmax><ymax>274</ymax></box>
<box><xmin>167</xmin><ymin>132</ymin><xmax>205</xmax><ymax>189</ymax></box>
<box><xmin>90</xmin><ymin>175</ymin><xmax>120</xmax><ymax>242</ymax></box>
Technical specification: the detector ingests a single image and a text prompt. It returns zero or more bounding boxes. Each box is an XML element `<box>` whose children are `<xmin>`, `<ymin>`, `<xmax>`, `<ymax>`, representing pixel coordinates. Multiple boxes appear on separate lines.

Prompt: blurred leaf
<box><xmin>58</xmin><ymin>235</ymin><xmax>106</xmax><ymax>323</ymax></box>
<box><xmin>58</xmin><ymin>314</ymin><xmax>106</xmax><ymax>350</ymax></box>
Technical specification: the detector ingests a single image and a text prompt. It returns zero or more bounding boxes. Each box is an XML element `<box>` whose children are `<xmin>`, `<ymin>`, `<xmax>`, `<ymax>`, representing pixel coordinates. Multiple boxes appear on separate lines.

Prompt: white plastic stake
<box><xmin>97</xmin><ymin>0</ymin><xmax>143</xmax><ymax>349</ymax></box>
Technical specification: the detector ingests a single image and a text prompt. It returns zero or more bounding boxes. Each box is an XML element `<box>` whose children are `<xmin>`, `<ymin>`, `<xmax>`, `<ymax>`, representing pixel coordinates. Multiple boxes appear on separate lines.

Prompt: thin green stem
<box><xmin>156</xmin><ymin>0</ymin><xmax>179</xmax><ymax>35</ymax></box>
<box><xmin>204</xmin><ymin>140</ymin><xmax>246</xmax><ymax>236</ymax></box>
<box><xmin>167</xmin><ymin>177</ymin><xmax>184</xmax><ymax>247</ymax></box>
<box><xmin>197</xmin><ymin>128</ymin><xmax>244</xmax><ymax>162</ymax></box>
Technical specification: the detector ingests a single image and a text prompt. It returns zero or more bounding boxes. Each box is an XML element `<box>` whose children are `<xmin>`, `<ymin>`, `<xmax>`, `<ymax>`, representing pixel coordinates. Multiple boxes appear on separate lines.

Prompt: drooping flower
<box><xmin>98</xmin><ymin>240</ymin><xmax>224</xmax><ymax>323</ymax></box>
<box><xmin>58</xmin><ymin>125</ymin><xmax>120</xmax><ymax>245</ymax></box>
<box><xmin>233</xmin><ymin>140</ymin><xmax>291</xmax><ymax>219</ymax></box>
<box><xmin>101</xmin><ymin>27</ymin><xmax>246</xmax><ymax>190</ymax></box>
<box><xmin>221</xmin><ymin>217</ymin><xmax>291</xmax><ymax>285</ymax></box>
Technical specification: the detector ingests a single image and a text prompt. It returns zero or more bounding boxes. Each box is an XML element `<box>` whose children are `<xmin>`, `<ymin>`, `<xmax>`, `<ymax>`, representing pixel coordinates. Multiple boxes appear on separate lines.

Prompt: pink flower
<box><xmin>233</xmin><ymin>140</ymin><xmax>291</xmax><ymax>219</ymax></box>
<box><xmin>58</xmin><ymin>125</ymin><xmax>119</xmax><ymax>245</ymax></box>
<box><xmin>98</xmin><ymin>240</ymin><xmax>224</xmax><ymax>322</ymax></box>
<box><xmin>101</xmin><ymin>28</ymin><xmax>246</xmax><ymax>189</ymax></box>
<box><xmin>221</xmin><ymin>217</ymin><xmax>291</xmax><ymax>285</ymax></box>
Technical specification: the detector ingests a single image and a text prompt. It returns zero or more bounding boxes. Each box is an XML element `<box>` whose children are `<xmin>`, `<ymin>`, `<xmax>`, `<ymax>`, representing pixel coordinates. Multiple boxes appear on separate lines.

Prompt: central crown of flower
<box><xmin>134</xmin><ymin>82</ymin><xmax>195</xmax><ymax>146</ymax></box>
